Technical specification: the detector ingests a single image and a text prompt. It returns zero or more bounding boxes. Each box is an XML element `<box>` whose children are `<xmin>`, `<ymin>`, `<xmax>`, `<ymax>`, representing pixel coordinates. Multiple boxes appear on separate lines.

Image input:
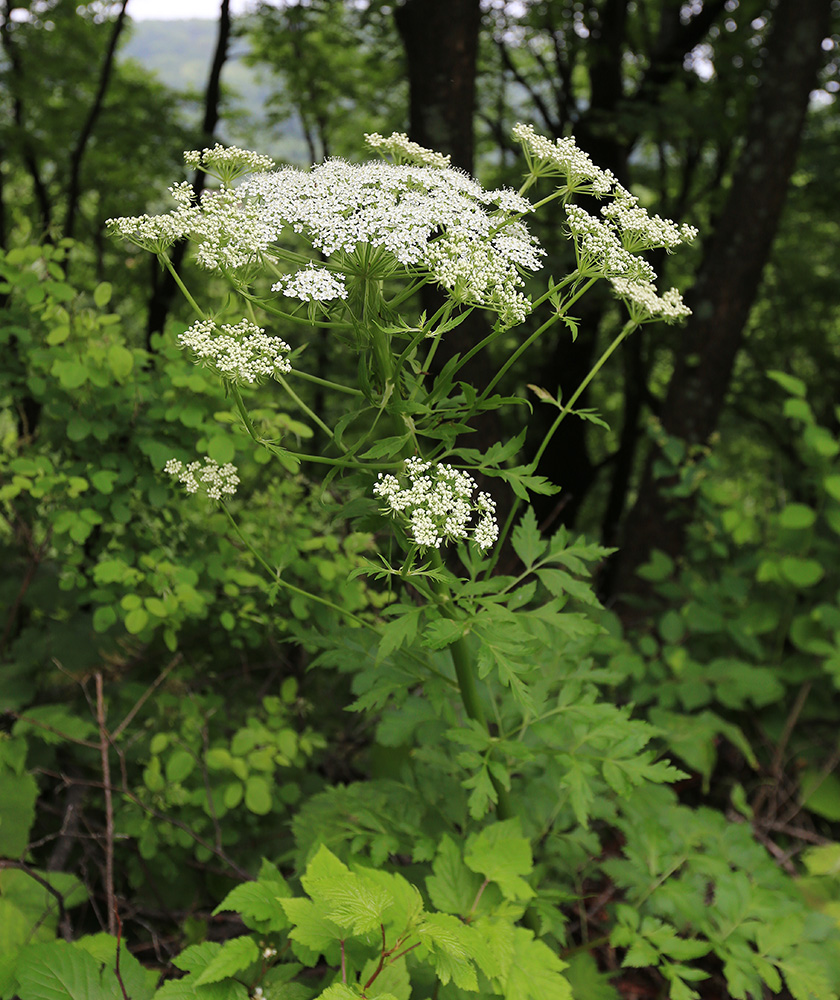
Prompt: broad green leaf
<box><xmin>165</xmin><ymin>750</ymin><xmax>195</xmax><ymax>784</ymax></box>
<box><xmin>107</xmin><ymin>344</ymin><xmax>134</xmax><ymax>380</ymax></box>
<box><xmin>73</xmin><ymin>933</ymin><xmax>158</xmax><ymax>1000</ymax></box>
<box><xmin>125</xmin><ymin>607</ymin><xmax>150</xmax><ymax>634</ymax></box>
<box><xmin>16</xmin><ymin>941</ymin><xmax>107</xmax><ymax>1000</ymax></box>
<box><xmin>636</xmin><ymin>550</ymin><xmax>673</xmax><ymax>582</ymax></box>
<box><xmin>426</xmin><ymin>835</ymin><xmax>482</xmax><ymax>915</ymax></box>
<box><xmin>800</xmin><ymin>770</ymin><xmax>840</xmax><ymax>821</ymax></box>
<box><xmin>281</xmin><ymin>897</ymin><xmax>343</xmax><ymax>962</ymax></box>
<box><xmin>417</xmin><ymin>912</ymin><xmax>479</xmax><ymax>990</ymax></box>
<box><xmin>302</xmin><ymin>848</ymin><xmax>393</xmax><ymax>934</ymax></box>
<box><xmin>496</xmin><ymin>927</ymin><xmax>571</xmax><ymax>1000</ymax></box>
<box><xmin>0</xmin><ymin>768</ymin><xmax>37</xmax><ymax>856</ymax></box>
<box><xmin>464</xmin><ymin>819</ymin><xmax>534</xmax><ymax>901</ymax></box>
<box><xmin>802</xmin><ymin>842</ymin><xmax>840</xmax><ymax>877</ymax></box>
<box><xmin>194</xmin><ymin>935</ymin><xmax>259</xmax><ymax>986</ymax></box>
<box><xmin>93</xmin><ymin>281</ymin><xmax>112</xmax><ymax>307</ymax></box>
<box><xmin>766</xmin><ymin>370</ymin><xmax>806</xmax><ymax>397</ymax></box>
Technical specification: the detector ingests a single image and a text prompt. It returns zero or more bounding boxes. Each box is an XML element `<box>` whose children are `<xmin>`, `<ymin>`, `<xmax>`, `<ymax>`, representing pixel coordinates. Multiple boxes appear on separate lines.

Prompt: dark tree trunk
<box><xmin>144</xmin><ymin>0</ymin><xmax>232</xmax><ymax>351</ymax></box>
<box><xmin>394</xmin><ymin>0</ymin><xmax>482</xmax><ymax>171</ymax></box>
<box><xmin>606</xmin><ymin>0</ymin><xmax>833</xmax><ymax>608</ymax></box>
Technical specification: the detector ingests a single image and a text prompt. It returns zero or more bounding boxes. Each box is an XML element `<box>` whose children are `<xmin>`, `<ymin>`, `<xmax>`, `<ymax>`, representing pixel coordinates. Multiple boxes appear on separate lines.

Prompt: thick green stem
<box><xmin>429</xmin><ymin>552</ymin><xmax>514</xmax><ymax>820</ymax></box>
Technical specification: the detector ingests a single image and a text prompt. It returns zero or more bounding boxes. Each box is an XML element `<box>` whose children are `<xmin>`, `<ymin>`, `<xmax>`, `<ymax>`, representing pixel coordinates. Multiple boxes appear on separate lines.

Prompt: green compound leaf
<box><xmin>464</xmin><ymin>819</ymin><xmax>534</xmax><ymax>901</ymax></box>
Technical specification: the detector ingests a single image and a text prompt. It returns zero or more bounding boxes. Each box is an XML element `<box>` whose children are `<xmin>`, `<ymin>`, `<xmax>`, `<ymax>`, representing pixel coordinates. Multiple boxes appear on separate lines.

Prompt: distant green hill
<box><xmin>120</xmin><ymin>18</ymin><xmax>308</xmax><ymax>161</ymax></box>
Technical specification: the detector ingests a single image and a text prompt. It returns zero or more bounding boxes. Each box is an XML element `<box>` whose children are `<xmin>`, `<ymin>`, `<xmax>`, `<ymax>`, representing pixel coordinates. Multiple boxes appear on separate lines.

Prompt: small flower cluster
<box><xmin>609</xmin><ymin>277</ymin><xmax>692</xmax><ymax>323</ymax></box>
<box><xmin>374</xmin><ymin>457</ymin><xmax>499</xmax><ymax>550</ymax></box>
<box><xmin>512</xmin><ymin>122</ymin><xmax>616</xmax><ymax>196</ymax></box>
<box><xmin>365</xmin><ymin>131</ymin><xmax>451</xmax><ymax>169</ymax></box>
<box><xmin>178</xmin><ymin>318</ymin><xmax>292</xmax><ymax>384</ymax></box>
<box><xmin>184</xmin><ymin>143</ymin><xmax>275</xmax><ymax>184</ymax></box>
<box><xmin>603</xmin><ymin>187</ymin><xmax>699</xmax><ymax>253</ymax></box>
<box><xmin>271</xmin><ymin>265</ymin><xmax>348</xmax><ymax>302</ymax></box>
<box><xmin>566</xmin><ymin>205</ymin><xmax>657</xmax><ymax>283</ymax></box>
<box><xmin>164</xmin><ymin>457</ymin><xmax>240</xmax><ymax>501</ymax></box>
<box><xmin>566</xmin><ymin>202</ymin><xmax>693</xmax><ymax>323</ymax></box>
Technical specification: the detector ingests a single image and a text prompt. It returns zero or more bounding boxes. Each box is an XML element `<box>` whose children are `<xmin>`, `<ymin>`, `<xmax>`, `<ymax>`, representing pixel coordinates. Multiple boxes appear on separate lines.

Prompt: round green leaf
<box><xmin>777</xmin><ymin>504</ymin><xmax>816</xmax><ymax>530</ymax></box>
<box><xmin>93</xmin><ymin>281</ymin><xmax>113</xmax><ymax>307</ymax></box>
<box><xmin>107</xmin><ymin>344</ymin><xmax>134</xmax><ymax>380</ymax></box>
<box><xmin>658</xmin><ymin>609</ymin><xmax>685</xmax><ymax>645</ymax></box>
<box><xmin>166</xmin><ymin>750</ymin><xmax>196</xmax><ymax>784</ymax></box>
<box><xmin>780</xmin><ymin>557</ymin><xmax>824</xmax><ymax>588</ymax></box>
<box><xmin>244</xmin><ymin>775</ymin><xmax>273</xmax><ymax>815</ymax></box>
<box><xmin>124</xmin><ymin>607</ymin><xmax>150</xmax><ymax>634</ymax></box>
<box><xmin>92</xmin><ymin>606</ymin><xmax>117</xmax><ymax>633</ymax></box>
<box><xmin>207</xmin><ymin>435</ymin><xmax>235</xmax><ymax>464</ymax></box>
<box><xmin>224</xmin><ymin>782</ymin><xmax>244</xmax><ymax>809</ymax></box>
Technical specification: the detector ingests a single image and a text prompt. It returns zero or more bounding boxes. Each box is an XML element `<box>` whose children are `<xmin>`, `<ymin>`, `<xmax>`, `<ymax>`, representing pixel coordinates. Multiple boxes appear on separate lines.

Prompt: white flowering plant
<box><xmin>101</xmin><ymin>130</ymin><xmax>765</xmax><ymax>1000</ymax></box>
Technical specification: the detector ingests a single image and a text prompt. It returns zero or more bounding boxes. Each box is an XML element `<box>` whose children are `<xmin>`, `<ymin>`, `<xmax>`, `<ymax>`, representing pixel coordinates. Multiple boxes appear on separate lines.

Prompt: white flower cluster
<box><xmin>178</xmin><ymin>318</ymin><xmax>292</xmax><ymax>383</ymax></box>
<box><xmin>609</xmin><ymin>277</ymin><xmax>692</xmax><ymax>323</ymax></box>
<box><xmin>184</xmin><ymin>144</ymin><xmax>275</xmax><ymax>183</ymax></box>
<box><xmin>365</xmin><ymin>131</ymin><xmax>451</xmax><ymax>169</ymax></box>
<box><xmin>512</xmin><ymin>122</ymin><xmax>616</xmax><ymax>196</ymax></box>
<box><xmin>164</xmin><ymin>457</ymin><xmax>240</xmax><ymax>501</ymax></box>
<box><xmin>271</xmin><ymin>264</ymin><xmax>348</xmax><ymax>302</ymax></box>
<box><xmin>241</xmin><ymin>157</ymin><xmax>543</xmax><ymax>327</ymax></box>
<box><xmin>602</xmin><ymin>187</ymin><xmax>699</xmax><ymax>253</ymax></box>
<box><xmin>109</xmin><ymin>135</ymin><xmax>544</xmax><ymax>325</ymax></box>
<box><xmin>566</xmin><ymin>205</ymin><xmax>657</xmax><ymax>283</ymax></box>
<box><xmin>374</xmin><ymin>457</ymin><xmax>499</xmax><ymax>550</ymax></box>
<box><xmin>565</xmin><ymin>205</ymin><xmax>692</xmax><ymax>323</ymax></box>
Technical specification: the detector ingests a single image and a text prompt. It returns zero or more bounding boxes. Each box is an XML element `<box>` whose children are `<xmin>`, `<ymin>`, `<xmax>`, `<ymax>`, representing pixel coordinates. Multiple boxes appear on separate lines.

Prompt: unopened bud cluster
<box><xmin>374</xmin><ymin>457</ymin><xmax>499</xmax><ymax>551</ymax></box>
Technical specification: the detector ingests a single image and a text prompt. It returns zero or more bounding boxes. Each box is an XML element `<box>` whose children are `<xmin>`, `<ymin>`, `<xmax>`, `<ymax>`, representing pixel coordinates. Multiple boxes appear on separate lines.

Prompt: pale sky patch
<box><xmin>127</xmin><ymin>0</ymin><xmax>257</xmax><ymax>20</ymax></box>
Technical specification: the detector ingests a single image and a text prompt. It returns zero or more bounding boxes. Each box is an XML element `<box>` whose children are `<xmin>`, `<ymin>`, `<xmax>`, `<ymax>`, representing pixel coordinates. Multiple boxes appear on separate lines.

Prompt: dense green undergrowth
<box><xmin>2</xmin><ymin>134</ymin><xmax>840</xmax><ymax>1000</ymax></box>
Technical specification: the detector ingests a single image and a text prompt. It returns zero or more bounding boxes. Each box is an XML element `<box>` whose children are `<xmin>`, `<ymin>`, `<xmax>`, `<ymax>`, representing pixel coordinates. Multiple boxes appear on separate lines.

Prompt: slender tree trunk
<box><xmin>607</xmin><ymin>0</ymin><xmax>832</xmax><ymax>608</ymax></box>
<box><xmin>64</xmin><ymin>0</ymin><xmax>129</xmax><ymax>243</ymax></box>
<box><xmin>145</xmin><ymin>0</ymin><xmax>232</xmax><ymax>349</ymax></box>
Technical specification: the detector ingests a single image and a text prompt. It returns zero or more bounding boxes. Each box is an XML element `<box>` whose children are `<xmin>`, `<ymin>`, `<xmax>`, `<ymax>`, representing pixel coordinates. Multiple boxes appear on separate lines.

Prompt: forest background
<box><xmin>3</xmin><ymin>0</ymin><xmax>840</xmax><ymax>999</ymax></box>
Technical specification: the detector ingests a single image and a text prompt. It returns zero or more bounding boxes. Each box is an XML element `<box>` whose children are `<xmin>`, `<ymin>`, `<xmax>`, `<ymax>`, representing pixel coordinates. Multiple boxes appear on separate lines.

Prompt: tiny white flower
<box><xmin>178</xmin><ymin>318</ymin><xmax>292</xmax><ymax>384</ymax></box>
<box><xmin>165</xmin><ymin>457</ymin><xmax>240</xmax><ymax>501</ymax></box>
<box><xmin>374</xmin><ymin>458</ymin><xmax>499</xmax><ymax>550</ymax></box>
<box><xmin>272</xmin><ymin>265</ymin><xmax>348</xmax><ymax>302</ymax></box>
